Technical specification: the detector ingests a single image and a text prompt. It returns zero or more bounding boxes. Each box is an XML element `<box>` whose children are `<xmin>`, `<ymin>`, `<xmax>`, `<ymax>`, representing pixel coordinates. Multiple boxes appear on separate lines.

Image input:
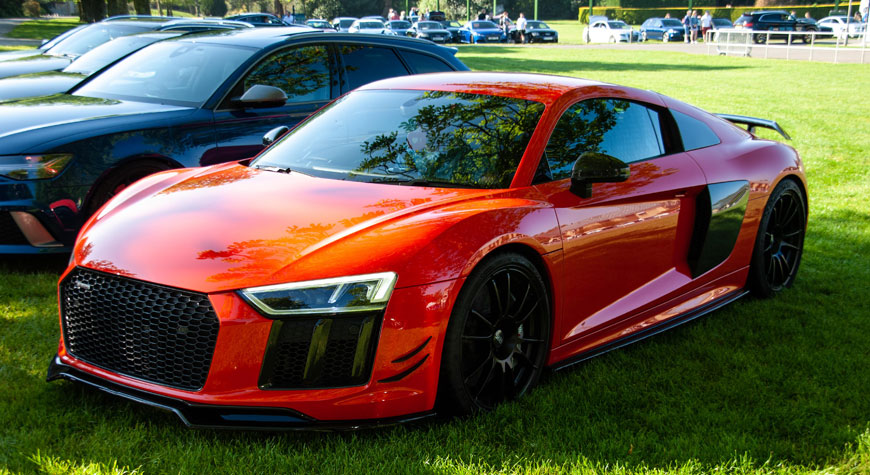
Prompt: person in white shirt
<box><xmin>516</xmin><ymin>13</ymin><xmax>527</xmax><ymax>43</ymax></box>
<box><xmin>700</xmin><ymin>11</ymin><xmax>713</xmax><ymax>41</ymax></box>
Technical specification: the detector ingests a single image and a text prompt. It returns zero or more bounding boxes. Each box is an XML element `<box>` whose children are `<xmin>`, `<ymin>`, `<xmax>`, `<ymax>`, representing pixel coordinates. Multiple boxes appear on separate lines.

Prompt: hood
<box><xmin>473</xmin><ymin>28</ymin><xmax>503</xmax><ymax>34</ymax></box>
<box><xmin>0</xmin><ymin>71</ymin><xmax>85</xmax><ymax>101</ymax></box>
<box><xmin>0</xmin><ymin>54</ymin><xmax>72</xmax><ymax>79</ymax></box>
<box><xmin>0</xmin><ymin>49</ymin><xmax>44</xmax><ymax>62</ymax></box>
<box><xmin>76</xmin><ymin>163</ymin><xmax>491</xmax><ymax>293</ymax></box>
<box><xmin>0</xmin><ymin>93</ymin><xmax>191</xmax><ymax>153</ymax></box>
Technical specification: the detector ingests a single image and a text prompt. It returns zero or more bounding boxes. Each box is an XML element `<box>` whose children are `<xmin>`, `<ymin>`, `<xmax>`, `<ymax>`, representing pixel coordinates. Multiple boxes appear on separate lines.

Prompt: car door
<box><xmin>533</xmin><ymin>97</ymin><xmax>707</xmax><ymax>347</ymax></box>
<box><xmin>209</xmin><ymin>43</ymin><xmax>338</xmax><ymax>165</ymax></box>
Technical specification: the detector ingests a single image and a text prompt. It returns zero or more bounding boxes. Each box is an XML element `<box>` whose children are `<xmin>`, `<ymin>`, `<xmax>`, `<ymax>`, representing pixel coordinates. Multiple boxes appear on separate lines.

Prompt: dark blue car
<box><xmin>0</xmin><ymin>27</ymin><xmax>468</xmax><ymax>253</ymax></box>
<box><xmin>639</xmin><ymin>17</ymin><xmax>686</xmax><ymax>42</ymax></box>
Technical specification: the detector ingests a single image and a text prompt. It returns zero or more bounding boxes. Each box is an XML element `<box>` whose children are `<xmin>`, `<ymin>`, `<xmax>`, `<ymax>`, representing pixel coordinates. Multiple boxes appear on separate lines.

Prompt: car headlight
<box><xmin>0</xmin><ymin>154</ymin><xmax>74</xmax><ymax>180</ymax></box>
<box><xmin>240</xmin><ymin>272</ymin><xmax>398</xmax><ymax>317</ymax></box>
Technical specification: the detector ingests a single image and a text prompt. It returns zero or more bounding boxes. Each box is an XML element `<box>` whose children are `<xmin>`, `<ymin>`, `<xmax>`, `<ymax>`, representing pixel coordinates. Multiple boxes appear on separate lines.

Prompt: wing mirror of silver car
<box><xmin>262</xmin><ymin>126</ymin><xmax>290</xmax><ymax>146</ymax></box>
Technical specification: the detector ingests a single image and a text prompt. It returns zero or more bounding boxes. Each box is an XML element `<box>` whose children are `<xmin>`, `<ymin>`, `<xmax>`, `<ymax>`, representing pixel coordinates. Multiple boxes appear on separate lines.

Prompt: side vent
<box><xmin>688</xmin><ymin>181</ymin><xmax>750</xmax><ymax>277</ymax></box>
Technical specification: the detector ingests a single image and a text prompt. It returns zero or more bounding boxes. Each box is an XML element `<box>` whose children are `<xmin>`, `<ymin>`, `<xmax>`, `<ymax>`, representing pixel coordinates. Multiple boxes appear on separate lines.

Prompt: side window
<box><xmin>340</xmin><ymin>45</ymin><xmax>408</xmax><ymax>90</ymax></box>
<box><xmin>400</xmin><ymin>51</ymin><xmax>453</xmax><ymax>74</ymax></box>
<box><xmin>671</xmin><ymin>109</ymin><xmax>720</xmax><ymax>151</ymax></box>
<box><xmin>543</xmin><ymin>99</ymin><xmax>665</xmax><ymax>181</ymax></box>
<box><xmin>241</xmin><ymin>45</ymin><xmax>331</xmax><ymax>104</ymax></box>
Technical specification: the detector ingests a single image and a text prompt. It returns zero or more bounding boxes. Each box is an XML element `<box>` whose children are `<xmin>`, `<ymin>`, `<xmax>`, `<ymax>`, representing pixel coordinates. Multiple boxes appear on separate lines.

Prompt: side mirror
<box><xmin>569</xmin><ymin>152</ymin><xmax>630</xmax><ymax>198</ymax></box>
<box><xmin>237</xmin><ymin>84</ymin><xmax>287</xmax><ymax>108</ymax></box>
<box><xmin>262</xmin><ymin>126</ymin><xmax>290</xmax><ymax>146</ymax></box>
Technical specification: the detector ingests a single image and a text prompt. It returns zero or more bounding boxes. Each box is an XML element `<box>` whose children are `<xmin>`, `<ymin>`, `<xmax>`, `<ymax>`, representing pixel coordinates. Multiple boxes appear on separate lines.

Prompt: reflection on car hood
<box><xmin>0</xmin><ymin>54</ymin><xmax>73</xmax><ymax>79</ymax></box>
<box><xmin>0</xmin><ymin>94</ymin><xmax>190</xmax><ymax>146</ymax></box>
<box><xmin>77</xmin><ymin>163</ymin><xmax>492</xmax><ymax>293</ymax></box>
<box><xmin>0</xmin><ymin>71</ymin><xmax>86</xmax><ymax>101</ymax></box>
<box><xmin>0</xmin><ymin>49</ymin><xmax>43</xmax><ymax>62</ymax></box>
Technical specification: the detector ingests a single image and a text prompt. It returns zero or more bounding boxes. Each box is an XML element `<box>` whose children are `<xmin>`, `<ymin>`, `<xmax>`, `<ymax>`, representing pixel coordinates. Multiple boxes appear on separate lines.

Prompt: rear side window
<box><xmin>671</xmin><ymin>110</ymin><xmax>720</xmax><ymax>151</ymax></box>
<box><xmin>400</xmin><ymin>51</ymin><xmax>453</xmax><ymax>74</ymax></box>
<box><xmin>543</xmin><ymin>98</ymin><xmax>666</xmax><ymax>181</ymax></box>
<box><xmin>340</xmin><ymin>45</ymin><xmax>408</xmax><ymax>90</ymax></box>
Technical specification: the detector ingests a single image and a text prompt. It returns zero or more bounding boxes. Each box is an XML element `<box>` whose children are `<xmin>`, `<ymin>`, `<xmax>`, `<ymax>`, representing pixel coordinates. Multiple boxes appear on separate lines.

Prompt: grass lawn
<box><xmin>0</xmin><ymin>48</ymin><xmax>868</xmax><ymax>474</ymax></box>
<box><xmin>6</xmin><ymin>18</ymin><xmax>82</xmax><ymax>40</ymax></box>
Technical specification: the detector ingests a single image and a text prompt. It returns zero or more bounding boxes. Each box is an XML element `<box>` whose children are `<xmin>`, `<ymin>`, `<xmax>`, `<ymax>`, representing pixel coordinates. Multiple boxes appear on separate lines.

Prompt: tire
<box><xmin>753</xmin><ymin>33</ymin><xmax>767</xmax><ymax>44</ymax></box>
<box><xmin>609</xmin><ymin>35</ymin><xmax>617</xmax><ymax>43</ymax></box>
<box><xmin>748</xmin><ymin>179</ymin><xmax>806</xmax><ymax>298</ymax></box>
<box><xmin>86</xmin><ymin>160</ymin><xmax>171</xmax><ymax>216</ymax></box>
<box><xmin>641</xmin><ymin>31</ymin><xmax>648</xmax><ymax>41</ymax></box>
<box><xmin>663</xmin><ymin>33</ymin><xmax>670</xmax><ymax>43</ymax></box>
<box><xmin>437</xmin><ymin>252</ymin><xmax>550</xmax><ymax>415</ymax></box>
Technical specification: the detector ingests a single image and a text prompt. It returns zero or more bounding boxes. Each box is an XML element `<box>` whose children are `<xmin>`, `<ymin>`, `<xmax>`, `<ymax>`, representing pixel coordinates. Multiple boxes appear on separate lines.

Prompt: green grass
<box><xmin>1</xmin><ymin>49</ymin><xmax>869</xmax><ymax>474</ymax></box>
<box><xmin>6</xmin><ymin>18</ymin><xmax>82</xmax><ymax>40</ymax></box>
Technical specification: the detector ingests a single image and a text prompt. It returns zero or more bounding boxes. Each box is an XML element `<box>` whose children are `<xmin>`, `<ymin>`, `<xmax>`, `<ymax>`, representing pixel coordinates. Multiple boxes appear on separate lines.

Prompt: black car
<box><xmin>522</xmin><ymin>20</ymin><xmax>558</xmax><ymax>43</ymax></box>
<box><xmin>0</xmin><ymin>27</ymin><xmax>468</xmax><ymax>254</ymax></box>
<box><xmin>439</xmin><ymin>20</ymin><xmax>463</xmax><ymax>42</ymax></box>
<box><xmin>225</xmin><ymin>13</ymin><xmax>288</xmax><ymax>26</ymax></box>
<box><xmin>0</xmin><ymin>17</ymin><xmax>252</xmax><ymax>79</ymax></box>
<box><xmin>407</xmin><ymin>21</ymin><xmax>452</xmax><ymax>43</ymax></box>
<box><xmin>734</xmin><ymin>10</ymin><xmax>816</xmax><ymax>43</ymax></box>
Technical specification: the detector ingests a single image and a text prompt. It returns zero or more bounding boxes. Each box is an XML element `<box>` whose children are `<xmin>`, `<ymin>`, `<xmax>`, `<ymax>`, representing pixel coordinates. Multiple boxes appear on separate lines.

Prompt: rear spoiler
<box><xmin>714</xmin><ymin>113</ymin><xmax>791</xmax><ymax>140</ymax></box>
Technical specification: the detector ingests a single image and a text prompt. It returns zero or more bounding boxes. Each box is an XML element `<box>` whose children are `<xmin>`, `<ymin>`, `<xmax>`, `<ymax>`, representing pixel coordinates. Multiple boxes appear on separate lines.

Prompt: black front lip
<box><xmin>47</xmin><ymin>356</ymin><xmax>435</xmax><ymax>431</ymax></box>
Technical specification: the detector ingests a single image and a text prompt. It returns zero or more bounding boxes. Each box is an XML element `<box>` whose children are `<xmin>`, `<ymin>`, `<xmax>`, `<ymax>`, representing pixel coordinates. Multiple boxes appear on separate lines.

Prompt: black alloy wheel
<box><xmin>749</xmin><ymin>179</ymin><xmax>806</xmax><ymax>297</ymax></box>
<box><xmin>438</xmin><ymin>253</ymin><xmax>550</xmax><ymax>414</ymax></box>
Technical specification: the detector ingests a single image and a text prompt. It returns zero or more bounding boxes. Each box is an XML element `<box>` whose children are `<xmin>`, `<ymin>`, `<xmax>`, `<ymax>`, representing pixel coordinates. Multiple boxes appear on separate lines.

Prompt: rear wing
<box><xmin>715</xmin><ymin>113</ymin><xmax>791</xmax><ymax>140</ymax></box>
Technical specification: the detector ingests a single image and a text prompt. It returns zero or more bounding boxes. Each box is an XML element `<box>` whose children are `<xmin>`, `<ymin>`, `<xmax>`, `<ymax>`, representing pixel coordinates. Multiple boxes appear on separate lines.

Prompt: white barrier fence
<box><xmin>705</xmin><ymin>28</ymin><xmax>870</xmax><ymax>63</ymax></box>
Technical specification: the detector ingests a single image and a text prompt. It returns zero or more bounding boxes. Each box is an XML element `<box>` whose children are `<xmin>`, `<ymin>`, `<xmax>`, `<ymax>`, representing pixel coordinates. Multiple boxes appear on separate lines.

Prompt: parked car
<box><xmin>584</xmin><ymin>18</ymin><xmax>640</xmax><ymax>43</ymax></box>
<box><xmin>439</xmin><ymin>20</ymin><xmax>463</xmax><ymax>42</ymax></box>
<box><xmin>407</xmin><ymin>21</ymin><xmax>452</xmax><ymax>43</ymax></box>
<box><xmin>225</xmin><ymin>13</ymin><xmax>288</xmax><ymax>26</ymax></box>
<box><xmin>348</xmin><ymin>19</ymin><xmax>393</xmax><ymax>35</ymax></box>
<box><xmin>0</xmin><ymin>28</ymin><xmax>468</xmax><ymax>254</ymax></box>
<box><xmin>331</xmin><ymin>17</ymin><xmax>358</xmax><ymax>32</ymax></box>
<box><xmin>817</xmin><ymin>15</ymin><xmax>867</xmax><ymax>39</ymax></box>
<box><xmin>304</xmin><ymin>19</ymin><xmax>333</xmax><ymax>30</ymax></box>
<box><xmin>459</xmin><ymin>20</ymin><xmax>506</xmax><ymax>43</ymax></box>
<box><xmin>640</xmin><ymin>17</ymin><xmax>685</xmax><ymax>42</ymax></box>
<box><xmin>733</xmin><ymin>10</ymin><xmax>816</xmax><ymax>43</ymax></box>
<box><xmin>385</xmin><ymin>20</ymin><xmax>412</xmax><ymax>36</ymax></box>
<box><xmin>711</xmin><ymin>17</ymin><xmax>734</xmax><ymax>29</ymax></box>
<box><xmin>0</xmin><ymin>21</ymin><xmax>253</xmax><ymax>102</ymax></box>
<box><xmin>48</xmin><ymin>71</ymin><xmax>806</xmax><ymax>428</ymax></box>
<box><xmin>522</xmin><ymin>20</ymin><xmax>558</xmax><ymax>43</ymax></box>
<box><xmin>0</xmin><ymin>23</ymin><xmax>90</xmax><ymax>63</ymax></box>
<box><xmin>0</xmin><ymin>16</ymin><xmax>202</xmax><ymax>79</ymax></box>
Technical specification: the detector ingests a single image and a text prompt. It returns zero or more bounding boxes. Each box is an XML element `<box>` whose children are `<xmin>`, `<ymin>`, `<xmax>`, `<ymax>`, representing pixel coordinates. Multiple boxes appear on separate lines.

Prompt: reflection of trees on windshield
<box><xmin>6</xmin><ymin>93</ymin><xmax>120</xmax><ymax>107</ymax></box>
<box><xmin>545</xmin><ymin>99</ymin><xmax>626</xmax><ymax>180</ymax></box>
<box><xmin>357</xmin><ymin>92</ymin><xmax>544</xmax><ymax>188</ymax></box>
<box><xmin>243</xmin><ymin>46</ymin><xmax>330</xmax><ymax>102</ymax></box>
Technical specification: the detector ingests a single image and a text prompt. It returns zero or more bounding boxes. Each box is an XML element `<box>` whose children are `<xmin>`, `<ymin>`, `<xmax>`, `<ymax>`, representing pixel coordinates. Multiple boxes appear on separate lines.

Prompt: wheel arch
<box><xmin>83</xmin><ymin>154</ymin><xmax>183</xmax><ymax>215</ymax></box>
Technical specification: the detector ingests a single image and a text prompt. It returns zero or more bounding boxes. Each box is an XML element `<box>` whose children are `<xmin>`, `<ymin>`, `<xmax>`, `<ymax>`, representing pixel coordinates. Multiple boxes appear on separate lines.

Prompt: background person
<box><xmin>516</xmin><ymin>13</ymin><xmax>527</xmax><ymax>43</ymax></box>
<box><xmin>701</xmin><ymin>11</ymin><xmax>712</xmax><ymax>41</ymax></box>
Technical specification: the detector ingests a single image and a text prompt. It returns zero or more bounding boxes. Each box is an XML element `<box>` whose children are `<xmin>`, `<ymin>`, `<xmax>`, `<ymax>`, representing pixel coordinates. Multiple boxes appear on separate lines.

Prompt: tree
<box><xmin>201</xmin><ymin>0</ymin><xmax>228</xmax><ymax>16</ymax></box>
<box><xmin>79</xmin><ymin>0</ymin><xmax>106</xmax><ymax>22</ymax></box>
<box><xmin>132</xmin><ymin>0</ymin><xmax>150</xmax><ymax>14</ymax></box>
<box><xmin>107</xmin><ymin>0</ymin><xmax>129</xmax><ymax>16</ymax></box>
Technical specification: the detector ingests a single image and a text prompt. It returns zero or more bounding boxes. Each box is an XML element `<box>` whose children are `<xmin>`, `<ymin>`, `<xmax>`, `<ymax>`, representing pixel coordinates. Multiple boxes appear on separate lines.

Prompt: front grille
<box><xmin>0</xmin><ymin>212</ymin><xmax>28</xmax><ymax>245</ymax></box>
<box><xmin>259</xmin><ymin>312</ymin><xmax>381</xmax><ymax>389</ymax></box>
<box><xmin>60</xmin><ymin>267</ymin><xmax>220</xmax><ymax>391</ymax></box>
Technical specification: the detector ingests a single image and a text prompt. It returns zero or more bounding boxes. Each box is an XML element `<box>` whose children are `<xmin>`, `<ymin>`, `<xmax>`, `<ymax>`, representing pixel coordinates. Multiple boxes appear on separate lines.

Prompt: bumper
<box><xmin>47</xmin><ymin>356</ymin><xmax>435</xmax><ymax>430</ymax></box>
<box><xmin>50</xmin><ymin>269</ymin><xmax>461</xmax><ymax>427</ymax></box>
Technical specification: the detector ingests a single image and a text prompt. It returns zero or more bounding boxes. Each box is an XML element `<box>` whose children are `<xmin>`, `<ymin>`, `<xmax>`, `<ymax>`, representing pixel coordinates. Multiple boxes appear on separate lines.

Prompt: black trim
<box><xmin>688</xmin><ymin>181</ymin><xmax>750</xmax><ymax>278</ymax></box>
<box><xmin>379</xmin><ymin>354</ymin><xmax>429</xmax><ymax>383</ymax></box>
<box><xmin>552</xmin><ymin>289</ymin><xmax>749</xmax><ymax>372</ymax></box>
<box><xmin>392</xmin><ymin>336</ymin><xmax>431</xmax><ymax>363</ymax></box>
<box><xmin>47</xmin><ymin>356</ymin><xmax>435</xmax><ymax>431</ymax></box>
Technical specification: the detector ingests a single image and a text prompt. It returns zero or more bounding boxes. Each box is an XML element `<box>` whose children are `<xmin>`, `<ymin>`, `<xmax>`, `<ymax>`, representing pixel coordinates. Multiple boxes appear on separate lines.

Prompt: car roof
<box><xmin>358</xmin><ymin>72</ymin><xmax>610</xmax><ymax>105</ymax></box>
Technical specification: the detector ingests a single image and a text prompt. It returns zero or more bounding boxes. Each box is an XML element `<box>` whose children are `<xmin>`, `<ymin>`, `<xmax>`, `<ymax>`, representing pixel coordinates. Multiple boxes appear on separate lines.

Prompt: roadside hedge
<box><xmin>579</xmin><ymin>4</ymin><xmax>850</xmax><ymax>23</ymax></box>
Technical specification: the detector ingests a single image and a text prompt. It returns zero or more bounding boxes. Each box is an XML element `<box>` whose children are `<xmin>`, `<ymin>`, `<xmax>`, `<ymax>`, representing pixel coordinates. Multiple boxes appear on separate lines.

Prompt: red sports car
<box><xmin>48</xmin><ymin>72</ymin><xmax>807</xmax><ymax>429</ymax></box>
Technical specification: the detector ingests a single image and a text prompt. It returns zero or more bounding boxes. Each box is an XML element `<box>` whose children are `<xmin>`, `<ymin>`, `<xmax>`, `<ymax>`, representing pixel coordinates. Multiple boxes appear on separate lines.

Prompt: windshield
<box><xmin>662</xmin><ymin>19</ymin><xmax>683</xmax><ymax>27</ymax></box>
<box><xmin>359</xmin><ymin>21</ymin><xmax>384</xmax><ymax>28</ymax></box>
<box><xmin>75</xmin><ymin>41</ymin><xmax>254</xmax><ymax>106</ymax></box>
<box><xmin>338</xmin><ymin>19</ymin><xmax>356</xmax><ymax>28</ymax></box>
<box><xmin>63</xmin><ymin>34</ymin><xmax>172</xmax><ymax>75</ymax></box>
<box><xmin>418</xmin><ymin>22</ymin><xmax>441</xmax><ymax>30</ymax></box>
<box><xmin>389</xmin><ymin>21</ymin><xmax>411</xmax><ymax>28</ymax></box>
<box><xmin>608</xmin><ymin>21</ymin><xmax>628</xmax><ymax>29</ymax></box>
<box><xmin>252</xmin><ymin>90</ymin><xmax>545</xmax><ymax>189</ymax></box>
<box><xmin>45</xmin><ymin>23</ymin><xmax>155</xmax><ymax>58</ymax></box>
<box><xmin>471</xmin><ymin>21</ymin><xmax>499</xmax><ymax>29</ymax></box>
<box><xmin>526</xmin><ymin>21</ymin><xmax>550</xmax><ymax>29</ymax></box>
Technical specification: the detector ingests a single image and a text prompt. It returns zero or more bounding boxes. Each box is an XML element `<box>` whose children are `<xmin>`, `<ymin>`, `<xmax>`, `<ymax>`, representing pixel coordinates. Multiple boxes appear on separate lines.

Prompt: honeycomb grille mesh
<box><xmin>60</xmin><ymin>267</ymin><xmax>219</xmax><ymax>391</ymax></box>
<box><xmin>260</xmin><ymin>313</ymin><xmax>380</xmax><ymax>389</ymax></box>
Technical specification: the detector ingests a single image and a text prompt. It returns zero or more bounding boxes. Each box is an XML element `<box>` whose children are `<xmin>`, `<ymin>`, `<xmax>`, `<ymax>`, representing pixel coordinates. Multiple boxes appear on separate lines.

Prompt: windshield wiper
<box><xmin>255</xmin><ymin>165</ymin><xmax>292</xmax><ymax>174</ymax></box>
<box><xmin>388</xmin><ymin>178</ymin><xmax>479</xmax><ymax>189</ymax></box>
